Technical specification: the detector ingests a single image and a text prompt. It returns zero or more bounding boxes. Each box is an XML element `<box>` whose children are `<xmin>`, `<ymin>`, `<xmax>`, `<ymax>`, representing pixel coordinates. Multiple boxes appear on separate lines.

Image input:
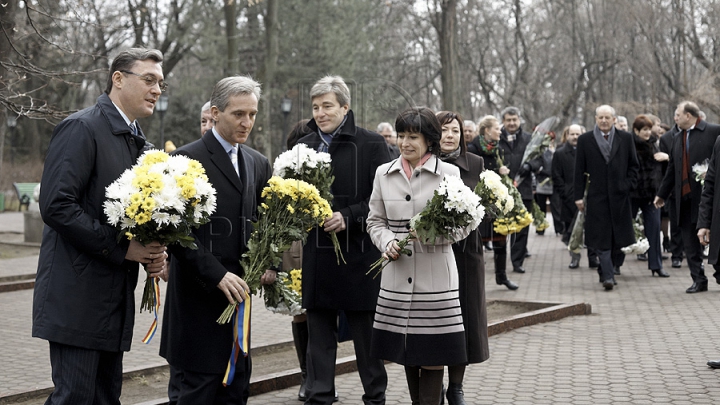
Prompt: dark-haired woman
<box><xmin>436</xmin><ymin>111</ymin><xmax>490</xmax><ymax>405</ymax></box>
<box><xmin>471</xmin><ymin>115</ymin><xmax>519</xmax><ymax>291</ymax></box>
<box><xmin>631</xmin><ymin>115</ymin><xmax>669</xmax><ymax>277</ymax></box>
<box><xmin>367</xmin><ymin>107</ymin><xmax>471</xmax><ymax>405</ymax></box>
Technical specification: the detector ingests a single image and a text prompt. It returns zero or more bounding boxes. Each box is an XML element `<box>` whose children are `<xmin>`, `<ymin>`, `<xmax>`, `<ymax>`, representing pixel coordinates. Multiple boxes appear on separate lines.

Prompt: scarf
<box><xmin>439</xmin><ymin>147</ymin><xmax>462</xmax><ymax>162</ymax></box>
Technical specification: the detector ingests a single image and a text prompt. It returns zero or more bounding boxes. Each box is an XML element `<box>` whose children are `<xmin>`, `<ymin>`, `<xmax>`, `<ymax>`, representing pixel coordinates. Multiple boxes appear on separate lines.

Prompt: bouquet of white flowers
<box><xmin>693</xmin><ymin>158</ymin><xmax>710</xmax><ymax>186</ymax></box>
<box><xmin>621</xmin><ymin>210</ymin><xmax>649</xmax><ymax>255</ymax></box>
<box><xmin>514</xmin><ymin>116</ymin><xmax>559</xmax><ymax>186</ymax></box>
<box><xmin>475</xmin><ymin>170</ymin><xmax>514</xmax><ymax>217</ymax></box>
<box><xmin>368</xmin><ymin>175</ymin><xmax>484</xmax><ymax>278</ymax></box>
<box><xmin>273</xmin><ymin>143</ymin><xmax>344</xmax><ymax>264</ymax></box>
<box><xmin>104</xmin><ymin>150</ymin><xmax>216</xmax><ymax>342</ymax></box>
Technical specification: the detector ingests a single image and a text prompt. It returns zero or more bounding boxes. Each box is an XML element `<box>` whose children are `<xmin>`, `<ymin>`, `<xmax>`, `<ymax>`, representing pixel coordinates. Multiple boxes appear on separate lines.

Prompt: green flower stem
<box><xmin>366</xmin><ymin>236</ymin><xmax>412</xmax><ymax>279</ymax></box>
<box><xmin>330</xmin><ymin>231</ymin><xmax>346</xmax><ymax>265</ymax></box>
<box><xmin>217</xmin><ymin>301</ymin><xmax>237</xmax><ymax>324</ymax></box>
<box><xmin>139</xmin><ymin>274</ymin><xmax>156</xmax><ymax>313</ymax></box>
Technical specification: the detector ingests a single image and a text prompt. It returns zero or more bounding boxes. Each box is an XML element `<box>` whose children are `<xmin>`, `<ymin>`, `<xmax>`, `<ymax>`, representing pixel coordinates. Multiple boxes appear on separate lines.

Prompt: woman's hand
<box><xmin>654</xmin><ymin>152</ymin><xmax>669</xmax><ymax>162</ymax></box>
<box><xmin>499</xmin><ymin>165</ymin><xmax>510</xmax><ymax>176</ymax></box>
<box><xmin>383</xmin><ymin>240</ymin><xmax>401</xmax><ymax>261</ymax></box>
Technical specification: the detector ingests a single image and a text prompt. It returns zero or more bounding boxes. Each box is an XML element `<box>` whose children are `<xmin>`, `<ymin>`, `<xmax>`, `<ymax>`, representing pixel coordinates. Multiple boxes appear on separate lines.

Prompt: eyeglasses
<box><xmin>120</xmin><ymin>70</ymin><xmax>168</xmax><ymax>92</ymax></box>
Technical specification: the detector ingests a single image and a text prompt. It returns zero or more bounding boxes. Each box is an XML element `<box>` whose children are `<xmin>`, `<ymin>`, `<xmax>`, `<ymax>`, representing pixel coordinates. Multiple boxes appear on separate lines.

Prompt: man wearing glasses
<box><xmin>33</xmin><ymin>48</ymin><xmax>168</xmax><ymax>404</ymax></box>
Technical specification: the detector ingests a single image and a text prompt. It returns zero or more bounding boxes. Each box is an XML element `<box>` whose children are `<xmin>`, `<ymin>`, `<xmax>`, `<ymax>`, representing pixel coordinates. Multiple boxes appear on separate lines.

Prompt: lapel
<box><xmin>203</xmin><ymin>133</ymin><xmax>244</xmax><ymax>193</ymax></box>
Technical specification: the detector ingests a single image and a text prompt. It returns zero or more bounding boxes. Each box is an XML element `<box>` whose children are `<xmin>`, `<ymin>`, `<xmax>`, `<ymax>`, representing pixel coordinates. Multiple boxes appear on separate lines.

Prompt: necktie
<box><xmin>229</xmin><ymin>146</ymin><xmax>239</xmax><ymax>176</ymax></box>
<box><xmin>603</xmin><ymin>134</ymin><xmax>609</xmax><ymax>142</ymax></box>
<box><xmin>681</xmin><ymin>130</ymin><xmax>691</xmax><ymax>197</ymax></box>
<box><xmin>130</xmin><ymin>123</ymin><xmax>138</xmax><ymax>136</ymax></box>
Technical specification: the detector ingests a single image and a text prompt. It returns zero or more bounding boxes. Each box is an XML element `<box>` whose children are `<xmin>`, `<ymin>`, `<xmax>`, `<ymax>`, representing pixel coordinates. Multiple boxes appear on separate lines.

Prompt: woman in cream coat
<box><xmin>367</xmin><ymin>107</ymin><xmax>472</xmax><ymax>405</ymax></box>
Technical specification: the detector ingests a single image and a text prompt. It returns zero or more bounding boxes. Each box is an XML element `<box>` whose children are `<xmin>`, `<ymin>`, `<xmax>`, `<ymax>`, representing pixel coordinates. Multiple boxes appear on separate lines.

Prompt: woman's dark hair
<box><xmin>395</xmin><ymin>107</ymin><xmax>442</xmax><ymax>156</ymax></box>
<box><xmin>632</xmin><ymin>114</ymin><xmax>654</xmax><ymax>133</ymax></box>
<box><xmin>286</xmin><ymin>119</ymin><xmax>312</xmax><ymax>149</ymax></box>
<box><xmin>436</xmin><ymin>110</ymin><xmax>466</xmax><ymax>154</ymax></box>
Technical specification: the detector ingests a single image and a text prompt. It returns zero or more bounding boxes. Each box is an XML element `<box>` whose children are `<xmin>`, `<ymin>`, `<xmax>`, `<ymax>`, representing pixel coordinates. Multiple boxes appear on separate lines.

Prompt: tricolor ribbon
<box><xmin>222</xmin><ymin>296</ymin><xmax>251</xmax><ymax>387</ymax></box>
<box><xmin>141</xmin><ymin>277</ymin><xmax>161</xmax><ymax>344</ymax></box>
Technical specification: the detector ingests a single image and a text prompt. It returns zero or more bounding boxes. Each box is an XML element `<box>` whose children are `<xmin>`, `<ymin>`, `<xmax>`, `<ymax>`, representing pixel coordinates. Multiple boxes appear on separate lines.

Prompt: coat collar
<box><xmin>97</xmin><ymin>93</ymin><xmax>149</xmax><ymax>149</ymax></box>
<box><xmin>385</xmin><ymin>154</ymin><xmax>441</xmax><ymax>176</ymax></box>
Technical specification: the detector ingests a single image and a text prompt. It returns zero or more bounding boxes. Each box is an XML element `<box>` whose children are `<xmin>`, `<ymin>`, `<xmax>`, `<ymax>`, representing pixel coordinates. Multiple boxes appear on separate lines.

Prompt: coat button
<box><xmin>407</xmin><ymin>251</ymin><xmax>412</xmax><ymax>257</ymax></box>
<box><xmin>406</xmin><ymin>223</ymin><xmax>411</xmax><ymax>229</ymax></box>
<box><xmin>415</xmin><ymin>172</ymin><xmax>420</xmax><ymax>177</ymax></box>
<box><xmin>408</xmin><ymin>277</ymin><xmax>412</xmax><ymax>284</ymax></box>
<box><xmin>129</xmin><ymin>138</ymin><xmax>135</xmax><ymax>145</ymax></box>
<box><xmin>102</xmin><ymin>249</ymin><xmax>109</xmax><ymax>256</ymax></box>
<box><xmin>405</xmin><ymin>195</ymin><xmax>411</xmax><ymax>201</ymax></box>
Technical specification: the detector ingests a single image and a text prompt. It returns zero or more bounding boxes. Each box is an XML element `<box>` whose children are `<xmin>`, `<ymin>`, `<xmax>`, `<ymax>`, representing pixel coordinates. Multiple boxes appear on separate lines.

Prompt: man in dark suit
<box><xmin>553</xmin><ymin>124</ymin><xmax>598</xmax><ymax>269</ymax></box>
<box><xmin>299</xmin><ymin>76</ymin><xmax>390</xmax><ymax>405</ymax></box>
<box><xmin>655</xmin><ymin>101</ymin><xmax>720</xmax><ymax>293</ymax></box>
<box><xmin>659</xmin><ymin>125</ymin><xmax>684</xmax><ymax>268</ymax></box>
<box><xmin>498</xmin><ymin>107</ymin><xmax>541</xmax><ymax>273</ymax></box>
<box><xmin>159</xmin><ymin>76</ymin><xmax>274</xmax><ymax>404</ymax></box>
<box><xmin>33</xmin><ymin>48</ymin><xmax>168</xmax><ymax>405</ymax></box>
<box><xmin>698</xmin><ymin>136</ymin><xmax>720</xmax><ymax>369</ymax></box>
<box><xmin>574</xmin><ymin>105</ymin><xmax>639</xmax><ymax>290</ymax></box>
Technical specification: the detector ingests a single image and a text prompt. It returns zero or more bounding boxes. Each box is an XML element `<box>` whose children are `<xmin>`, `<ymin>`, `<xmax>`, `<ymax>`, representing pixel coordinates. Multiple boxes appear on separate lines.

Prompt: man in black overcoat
<box><xmin>553</xmin><ymin>124</ymin><xmax>598</xmax><ymax>269</ymax></box>
<box><xmin>659</xmin><ymin>125</ymin><xmax>684</xmax><ymax>268</ymax></box>
<box><xmin>159</xmin><ymin>76</ymin><xmax>274</xmax><ymax>404</ymax></box>
<box><xmin>298</xmin><ymin>76</ymin><xmax>390</xmax><ymax>405</ymax></box>
<box><xmin>655</xmin><ymin>101</ymin><xmax>720</xmax><ymax>293</ymax></box>
<box><xmin>574</xmin><ymin>105</ymin><xmax>639</xmax><ymax>290</ymax></box>
<box><xmin>33</xmin><ymin>48</ymin><xmax>168</xmax><ymax>404</ymax></box>
<box><xmin>497</xmin><ymin>106</ymin><xmax>542</xmax><ymax>273</ymax></box>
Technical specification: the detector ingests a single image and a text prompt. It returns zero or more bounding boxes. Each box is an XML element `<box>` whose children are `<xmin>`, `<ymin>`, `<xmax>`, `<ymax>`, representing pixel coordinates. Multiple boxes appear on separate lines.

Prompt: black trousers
<box><xmin>173</xmin><ymin>357</ymin><xmax>251</xmax><ymax>405</ymax></box>
<box><xmin>596</xmin><ymin>249</ymin><xmax>625</xmax><ymax>282</ymax></box>
<box><xmin>668</xmin><ymin>197</ymin><xmax>685</xmax><ymax>260</ymax></box>
<box><xmin>45</xmin><ymin>341</ymin><xmax>123</xmax><ymax>405</ymax></box>
<box><xmin>680</xmin><ymin>198</ymin><xmax>706</xmax><ymax>283</ymax></box>
<box><xmin>510</xmin><ymin>199</ymin><xmax>533</xmax><ymax>269</ymax></box>
<box><xmin>305</xmin><ymin>308</ymin><xmax>387</xmax><ymax>405</ymax></box>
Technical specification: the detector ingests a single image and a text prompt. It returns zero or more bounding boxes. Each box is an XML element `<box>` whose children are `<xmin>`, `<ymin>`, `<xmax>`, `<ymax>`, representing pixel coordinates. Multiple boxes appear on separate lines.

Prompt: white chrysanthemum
<box><xmin>166</xmin><ymin>155</ymin><xmax>191</xmax><ymax>175</ymax></box>
<box><xmin>194</xmin><ymin>177</ymin><xmax>215</xmax><ymax>198</ymax></box>
<box><xmin>120</xmin><ymin>216</ymin><xmax>137</xmax><ymax>230</ymax></box>
<box><xmin>274</xmin><ymin>143</ymin><xmax>331</xmax><ymax>176</ymax></box>
<box><xmin>152</xmin><ymin>211</ymin><xmax>171</xmax><ymax>228</ymax></box>
<box><xmin>168</xmin><ymin>214</ymin><xmax>182</xmax><ymax>226</ymax></box>
<box><xmin>103</xmin><ymin>200</ymin><xmax>125</xmax><ymax>226</ymax></box>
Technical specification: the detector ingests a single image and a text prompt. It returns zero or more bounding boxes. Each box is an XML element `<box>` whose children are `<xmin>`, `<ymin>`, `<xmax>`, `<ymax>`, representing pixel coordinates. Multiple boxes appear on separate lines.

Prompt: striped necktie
<box><xmin>229</xmin><ymin>146</ymin><xmax>239</xmax><ymax>176</ymax></box>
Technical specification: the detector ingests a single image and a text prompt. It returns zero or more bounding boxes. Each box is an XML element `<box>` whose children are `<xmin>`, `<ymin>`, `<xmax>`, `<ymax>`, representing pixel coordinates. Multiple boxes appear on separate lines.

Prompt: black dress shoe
<box><xmin>525</xmin><ymin>252</ymin><xmax>532</xmax><ymax>258</ymax></box>
<box><xmin>589</xmin><ymin>258</ymin><xmax>600</xmax><ymax>268</ymax></box>
<box><xmin>661</xmin><ymin>254</ymin><xmax>669</xmax><ymax>260</ymax></box>
<box><xmin>603</xmin><ymin>280</ymin><xmax>614</xmax><ymax>290</ymax></box>
<box><xmin>501</xmin><ymin>279</ymin><xmax>519</xmax><ymax>290</ymax></box>
<box><xmin>613</xmin><ymin>266</ymin><xmax>621</xmax><ymax>275</ymax></box>
<box><xmin>513</xmin><ymin>266</ymin><xmax>526</xmax><ymax>273</ymax></box>
<box><xmin>446</xmin><ymin>382</ymin><xmax>466</xmax><ymax>405</ymax></box>
<box><xmin>568</xmin><ymin>258</ymin><xmax>580</xmax><ymax>269</ymax></box>
<box><xmin>651</xmin><ymin>269</ymin><xmax>670</xmax><ymax>277</ymax></box>
<box><xmin>686</xmin><ymin>282</ymin><xmax>708</xmax><ymax>293</ymax></box>
<box><xmin>672</xmin><ymin>259</ymin><xmax>682</xmax><ymax>268</ymax></box>
<box><xmin>637</xmin><ymin>253</ymin><xmax>648</xmax><ymax>261</ymax></box>
<box><xmin>708</xmin><ymin>360</ymin><xmax>720</xmax><ymax>369</ymax></box>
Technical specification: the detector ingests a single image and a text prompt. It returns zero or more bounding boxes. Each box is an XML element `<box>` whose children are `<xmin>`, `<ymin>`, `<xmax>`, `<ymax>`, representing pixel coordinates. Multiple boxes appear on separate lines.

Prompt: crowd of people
<box><xmin>31</xmin><ymin>46</ymin><xmax>720</xmax><ymax>405</ymax></box>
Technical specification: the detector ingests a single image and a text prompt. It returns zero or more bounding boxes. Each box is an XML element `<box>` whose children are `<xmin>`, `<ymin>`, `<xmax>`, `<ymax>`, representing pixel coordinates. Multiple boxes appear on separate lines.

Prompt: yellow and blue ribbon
<box><xmin>141</xmin><ymin>278</ymin><xmax>161</xmax><ymax>344</ymax></box>
<box><xmin>222</xmin><ymin>296</ymin><xmax>251</xmax><ymax>387</ymax></box>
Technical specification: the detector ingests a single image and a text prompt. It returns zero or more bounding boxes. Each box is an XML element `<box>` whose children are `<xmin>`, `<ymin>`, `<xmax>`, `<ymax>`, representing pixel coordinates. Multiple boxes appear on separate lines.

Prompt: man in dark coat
<box><xmin>159</xmin><ymin>76</ymin><xmax>274</xmax><ymax>404</ymax></box>
<box><xmin>574</xmin><ymin>105</ymin><xmax>639</xmax><ymax>290</ymax></box>
<box><xmin>659</xmin><ymin>125</ymin><xmax>684</xmax><ymax>268</ymax></box>
<box><xmin>697</xmin><ymin>136</ymin><xmax>720</xmax><ymax>369</ymax></box>
<box><xmin>497</xmin><ymin>107</ymin><xmax>542</xmax><ymax>273</ymax></box>
<box><xmin>33</xmin><ymin>48</ymin><xmax>168</xmax><ymax>404</ymax></box>
<box><xmin>553</xmin><ymin>124</ymin><xmax>598</xmax><ymax>269</ymax></box>
<box><xmin>655</xmin><ymin>101</ymin><xmax>720</xmax><ymax>293</ymax></box>
<box><xmin>298</xmin><ymin>76</ymin><xmax>390</xmax><ymax>405</ymax></box>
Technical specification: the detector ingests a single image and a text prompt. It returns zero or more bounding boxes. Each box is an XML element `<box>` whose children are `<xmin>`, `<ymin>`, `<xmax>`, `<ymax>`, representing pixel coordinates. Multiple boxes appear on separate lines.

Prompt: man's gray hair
<box><xmin>310</xmin><ymin>75</ymin><xmax>351</xmax><ymax>107</ymax></box>
<box><xmin>376</xmin><ymin>122</ymin><xmax>393</xmax><ymax>133</ymax></box>
<box><xmin>617</xmin><ymin>116</ymin><xmax>627</xmax><ymax>124</ymax></box>
<box><xmin>500</xmin><ymin>106</ymin><xmax>522</xmax><ymax>120</ymax></box>
<box><xmin>201</xmin><ymin>101</ymin><xmax>211</xmax><ymax>113</ymax></box>
<box><xmin>464</xmin><ymin>120</ymin><xmax>476</xmax><ymax>130</ymax></box>
<box><xmin>211</xmin><ymin>76</ymin><xmax>262</xmax><ymax>112</ymax></box>
<box><xmin>677</xmin><ymin>101</ymin><xmax>700</xmax><ymax>118</ymax></box>
<box><xmin>595</xmin><ymin>104</ymin><xmax>617</xmax><ymax>117</ymax></box>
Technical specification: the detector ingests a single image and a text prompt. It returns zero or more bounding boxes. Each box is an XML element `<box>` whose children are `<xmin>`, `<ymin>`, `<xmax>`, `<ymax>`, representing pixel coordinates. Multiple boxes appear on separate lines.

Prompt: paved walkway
<box><xmin>3</xmin><ymin>212</ymin><xmax>720</xmax><ymax>404</ymax></box>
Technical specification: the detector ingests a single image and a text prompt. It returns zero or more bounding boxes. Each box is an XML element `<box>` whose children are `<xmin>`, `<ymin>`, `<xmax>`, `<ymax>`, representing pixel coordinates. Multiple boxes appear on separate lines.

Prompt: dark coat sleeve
<box><xmin>697</xmin><ymin>137</ymin><xmax>720</xmax><ymax>230</ymax></box>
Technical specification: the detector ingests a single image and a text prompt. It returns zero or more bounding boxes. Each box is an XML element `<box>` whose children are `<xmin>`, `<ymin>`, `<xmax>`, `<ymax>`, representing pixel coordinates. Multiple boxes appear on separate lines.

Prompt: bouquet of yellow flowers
<box><xmin>217</xmin><ymin>176</ymin><xmax>332</xmax><ymax>324</ymax></box>
<box><xmin>103</xmin><ymin>150</ymin><xmax>216</xmax><ymax>341</ymax></box>
<box><xmin>273</xmin><ymin>143</ymin><xmax>345</xmax><ymax>264</ymax></box>
<box><xmin>492</xmin><ymin>165</ymin><xmax>533</xmax><ymax>235</ymax></box>
<box><xmin>368</xmin><ymin>175</ymin><xmax>484</xmax><ymax>278</ymax></box>
<box><xmin>264</xmin><ymin>268</ymin><xmax>303</xmax><ymax>316</ymax></box>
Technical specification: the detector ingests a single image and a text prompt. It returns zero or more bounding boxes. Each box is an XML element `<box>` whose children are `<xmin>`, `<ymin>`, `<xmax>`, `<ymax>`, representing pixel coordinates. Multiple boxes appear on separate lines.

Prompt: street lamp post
<box><xmin>281</xmin><ymin>97</ymin><xmax>292</xmax><ymax>139</ymax></box>
<box><xmin>7</xmin><ymin>114</ymin><xmax>17</xmax><ymax>165</ymax></box>
<box><xmin>156</xmin><ymin>95</ymin><xmax>169</xmax><ymax>150</ymax></box>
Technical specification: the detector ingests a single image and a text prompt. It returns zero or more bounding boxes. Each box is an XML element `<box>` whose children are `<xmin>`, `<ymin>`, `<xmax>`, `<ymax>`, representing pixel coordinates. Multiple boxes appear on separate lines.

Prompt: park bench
<box><xmin>13</xmin><ymin>182</ymin><xmax>39</xmax><ymax>211</ymax></box>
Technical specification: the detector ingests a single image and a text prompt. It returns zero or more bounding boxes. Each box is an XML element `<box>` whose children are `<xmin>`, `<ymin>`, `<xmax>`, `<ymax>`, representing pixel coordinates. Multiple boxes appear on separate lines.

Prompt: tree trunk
<box><xmin>254</xmin><ymin>0</ymin><xmax>279</xmax><ymax>159</ymax></box>
<box><xmin>435</xmin><ymin>0</ymin><xmax>458</xmax><ymax>111</ymax></box>
<box><xmin>224</xmin><ymin>0</ymin><xmax>239</xmax><ymax>75</ymax></box>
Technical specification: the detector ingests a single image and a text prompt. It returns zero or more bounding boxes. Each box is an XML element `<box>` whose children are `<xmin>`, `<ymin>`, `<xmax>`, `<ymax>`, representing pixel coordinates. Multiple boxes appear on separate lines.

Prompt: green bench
<box><xmin>13</xmin><ymin>182</ymin><xmax>40</xmax><ymax>211</ymax></box>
